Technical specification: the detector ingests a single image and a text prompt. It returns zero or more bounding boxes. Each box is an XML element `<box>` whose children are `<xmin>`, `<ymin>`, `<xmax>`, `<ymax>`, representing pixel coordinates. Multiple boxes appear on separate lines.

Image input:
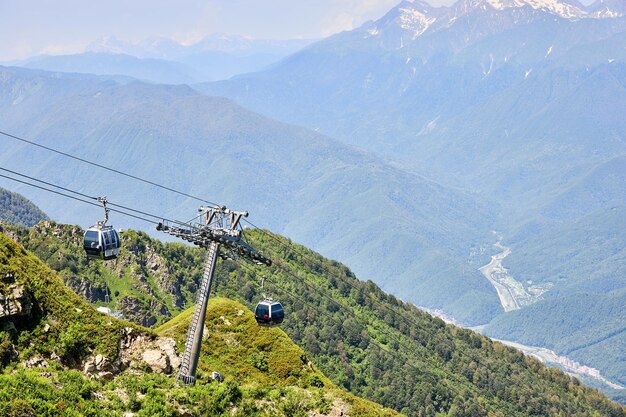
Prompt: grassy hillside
<box><xmin>4</xmin><ymin>221</ymin><xmax>625</xmax><ymax>416</ymax></box>
<box><xmin>0</xmin><ymin>231</ymin><xmax>146</xmax><ymax>363</ymax></box>
<box><xmin>158</xmin><ymin>297</ymin><xmax>399</xmax><ymax>417</ymax></box>
<box><xmin>0</xmin><ymin>187</ymin><xmax>48</xmax><ymax>227</ymax></box>
<box><xmin>0</xmin><ymin>231</ymin><xmax>399</xmax><ymax>416</ymax></box>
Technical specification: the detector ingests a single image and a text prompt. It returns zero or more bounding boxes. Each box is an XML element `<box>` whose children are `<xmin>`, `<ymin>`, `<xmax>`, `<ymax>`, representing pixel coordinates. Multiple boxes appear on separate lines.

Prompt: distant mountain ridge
<box><xmin>356</xmin><ymin>0</ymin><xmax>624</xmax><ymax>51</ymax></box>
<box><xmin>9</xmin><ymin>34</ymin><xmax>316</xmax><ymax>84</ymax></box>
<box><xmin>86</xmin><ymin>34</ymin><xmax>316</xmax><ymax>59</ymax></box>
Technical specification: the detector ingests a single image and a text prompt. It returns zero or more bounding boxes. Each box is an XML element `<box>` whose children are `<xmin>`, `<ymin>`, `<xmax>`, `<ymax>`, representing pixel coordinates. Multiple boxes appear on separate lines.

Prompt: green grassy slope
<box><xmin>0</xmin><ymin>231</ymin><xmax>146</xmax><ymax>363</ymax></box>
<box><xmin>158</xmin><ymin>297</ymin><xmax>400</xmax><ymax>417</ymax></box>
<box><xmin>0</xmin><ymin>231</ymin><xmax>400</xmax><ymax>416</ymax></box>
<box><xmin>5</xmin><ymin>221</ymin><xmax>625</xmax><ymax>416</ymax></box>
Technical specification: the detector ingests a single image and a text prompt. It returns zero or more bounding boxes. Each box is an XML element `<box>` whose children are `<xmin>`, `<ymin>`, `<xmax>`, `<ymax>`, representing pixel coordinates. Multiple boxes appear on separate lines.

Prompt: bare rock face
<box><xmin>118</xmin><ymin>296</ymin><xmax>170</xmax><ymax>327</ymax></box>
<box><xmin>82</xmin><ymin>353</ymin><xmax>121</xmax><ymax>380</ymax></box>
<box><xmin>82</xmin><ymin>327</ymin><xmax>181</xmax><ymax>380</ymax></box>
<box><xmin>141</xmin><ymin>350</ymin><xmax>170</xmax><ymax>373</ymax></box>
<box><xmin>0</xmin><ymin>283</ymin><xmax>32</xmax><ymax>319</ymax></box>
<box><xmin>64</xmin><ymin>276</ymin><xmax>106</xmax><ymax>303</ymax></box>
<box><xmin>118</xmin><ymin>327</ymin><xmax>180</xmax><ymax>374</ymax></box>
<box><xmin>144</xmin><ymin>247</ymin><xmax>184</xmax><ymax>308</ymax></box>
<box><xmin>24</xmin><ymin>356</ymin><xmax>49</xmax><ymax>368</ymax></box>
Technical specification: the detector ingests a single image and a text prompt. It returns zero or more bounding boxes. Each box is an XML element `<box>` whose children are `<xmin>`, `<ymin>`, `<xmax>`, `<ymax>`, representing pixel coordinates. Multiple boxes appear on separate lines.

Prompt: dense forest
<box><xmin>1</xmin><ymin>221</ymin><xmax>624</xmax><ymax>416</ymax></box>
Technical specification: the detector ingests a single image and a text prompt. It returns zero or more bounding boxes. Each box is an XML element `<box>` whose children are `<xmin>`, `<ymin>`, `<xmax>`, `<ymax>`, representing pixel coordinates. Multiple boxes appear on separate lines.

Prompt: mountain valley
<box><xmin>1</xmin><ymin>0</ymin><xmax>625</xmax><ymax>412</ymax></box>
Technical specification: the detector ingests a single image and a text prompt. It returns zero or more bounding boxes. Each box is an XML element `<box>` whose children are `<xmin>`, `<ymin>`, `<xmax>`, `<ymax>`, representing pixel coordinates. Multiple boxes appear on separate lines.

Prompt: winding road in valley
<box><xmin>478</xmin><ymin>243</ymin><xmax>523</xmax><ymax>311</ymax></box>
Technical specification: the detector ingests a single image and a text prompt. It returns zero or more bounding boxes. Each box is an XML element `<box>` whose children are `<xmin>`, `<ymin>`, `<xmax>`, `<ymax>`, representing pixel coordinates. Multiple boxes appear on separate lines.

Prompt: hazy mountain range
<box><xmin>195</xmin><ymin>0</ymin><xmax>626</xmax><ymax>389</ymax></box>
<box><xmin>8</xmin><ymin>34</ymin><xmax>315</xmax><ymax>84</ymax></box>
<box><xmin>0</xmin><ymin>64</ymin><xmax>501</xmax><ymax>326</ymax></box>
<box><xmin>0</xmin><ymin>0</ymin><xmax>624</xmax><ymax>395</ymax></box>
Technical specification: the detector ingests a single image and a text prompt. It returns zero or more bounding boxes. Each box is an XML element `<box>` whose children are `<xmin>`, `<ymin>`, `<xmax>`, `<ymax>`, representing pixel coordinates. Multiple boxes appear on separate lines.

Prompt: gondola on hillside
<box><xmin>83</xmin><ymin>196</ymin><xmax>121</xmax><ymax>260</ymax></box>
<box><xmin>254</xmin><ymin>299</ymin><xmax>284</xmax><ymax>326</ymax></box>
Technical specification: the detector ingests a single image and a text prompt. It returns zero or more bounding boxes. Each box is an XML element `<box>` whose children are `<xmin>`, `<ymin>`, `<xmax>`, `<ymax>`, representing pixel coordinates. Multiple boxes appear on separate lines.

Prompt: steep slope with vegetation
<box><xmin>484</xmin><ymin>206</ymin><xmax>626</xmax><ymax>387</ymax></box>
<box><xmin>158</xmin><ymin>297</ymin><xmax>399</xmax><ymax>417</ymax></box>
<box><xmin>0</xmin><ymin>231</ymin><xmax>399</xmax><ymax>416</ymax></box>
<box><xmin>485</xmin><ymin>289</ymin><xmax>626</xmax><ymax>386</ymax></box>
<box><xmin>4</xmin><ymin>221</ymin><xmax>625</xmax><ymax>416</ymax></box>
<box><xmin>0</xmin><ymin>187</ymin><xmax>48</xmax><ymax>227</ymax></box>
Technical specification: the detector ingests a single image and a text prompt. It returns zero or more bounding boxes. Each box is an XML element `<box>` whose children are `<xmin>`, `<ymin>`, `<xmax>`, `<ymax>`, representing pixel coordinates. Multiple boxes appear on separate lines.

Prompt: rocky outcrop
<box><xmin>119</xmin><ymin>327</ymin><xmax>180</xmax><ymax>374</ymax></box>
<box><xmin>64</xmin><ymin>276</ymin><xmax>106</xmax><ymax>303</ymax></box>
<box><xmin>0</xmin><ymin>283</ymin><xmax>32</xmax><ymax>319</ymax></box>
<box><xmin>145</xmin><ymin>246</ymin><xmax>184</xmax><ymax>308</ymax></box>
<box><xmin>82</xmin><ymin>327</ymin><xmax>180</xmax><ymax>380</ymax></box>
<box><xmin>119</xmin><ymin>296</ymin><xmax>170</xmax><ymax>327</ymax></box>
<box><xmin>83</xmin><ymin>353</ymin><xmax>120</xmax><ymax>381</ymax></box>
<box><xmin>24</xmin><ymin>356</ymin><xmax>49</xmax><ymax>368</ymax></box>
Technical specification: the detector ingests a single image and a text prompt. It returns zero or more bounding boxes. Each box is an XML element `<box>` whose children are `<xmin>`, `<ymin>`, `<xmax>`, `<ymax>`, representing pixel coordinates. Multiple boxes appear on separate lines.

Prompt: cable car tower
<box><xmin>156</xmin><ymin>206</ymin><xmax>271</xmax><ymax>385</ymax></box>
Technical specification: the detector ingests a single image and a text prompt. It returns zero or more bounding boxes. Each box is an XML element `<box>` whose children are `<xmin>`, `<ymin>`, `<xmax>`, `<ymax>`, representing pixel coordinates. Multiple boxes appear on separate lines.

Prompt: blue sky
<box><xmin>0</xmin><ymin>0</ymin><xmax>596</xmax><ymax>61</ymax></box>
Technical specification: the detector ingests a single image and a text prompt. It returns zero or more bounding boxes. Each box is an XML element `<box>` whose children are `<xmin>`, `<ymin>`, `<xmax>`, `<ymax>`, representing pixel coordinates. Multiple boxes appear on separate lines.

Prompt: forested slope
<box><xmin>0</xmin><ymin>187</ymin><xmax>48</xmax><ymax>227</ymax></box>
<box><xmin>3</xmin><ymin>221</ymin><xmax>624</xmax><ymax>416</ymax></box>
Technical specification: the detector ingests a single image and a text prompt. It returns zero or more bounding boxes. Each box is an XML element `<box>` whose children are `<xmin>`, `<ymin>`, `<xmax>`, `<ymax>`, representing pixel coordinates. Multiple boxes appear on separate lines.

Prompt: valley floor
<box><xmin>478</xmin><ymin>242</ymin><xmax>533</xmax><ymax>311</ymax></box>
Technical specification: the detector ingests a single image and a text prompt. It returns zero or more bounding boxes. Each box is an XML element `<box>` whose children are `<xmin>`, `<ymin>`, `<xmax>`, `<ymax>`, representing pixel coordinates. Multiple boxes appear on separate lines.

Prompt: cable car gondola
<box><xmin>254</xmin><ymin>299</ymin><xmax>284</xmax><ymax>326</ymax></box>
<box><xmin>83</xmin><ymin>196</ymin><xmax>121</xmax><ymax>260</ymax></box>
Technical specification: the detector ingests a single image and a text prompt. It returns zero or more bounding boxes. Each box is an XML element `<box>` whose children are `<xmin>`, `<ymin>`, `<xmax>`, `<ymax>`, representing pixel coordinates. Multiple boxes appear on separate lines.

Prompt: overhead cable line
<box><xmin>0</xmin><ymin>168</ymin><xmax>191</xmax><ymax>228</ymax></box>
<box><xmin>0</xmin><ymin>173</ymin><xmax>156</xmax><ymax>225</ymax></box>
<box><xmin>0</xmin><ymin>129</ymin><xmax>221</xmax><ymax>208</ymax></box>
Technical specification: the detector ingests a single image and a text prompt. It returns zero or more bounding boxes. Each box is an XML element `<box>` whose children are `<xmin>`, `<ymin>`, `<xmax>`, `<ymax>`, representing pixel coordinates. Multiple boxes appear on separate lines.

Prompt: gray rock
<box><xmin>142</xmin><ymin>349</ymin><xmax>170</xmax><ymax>373</ymax></box>
<box><xmin>0</xmin><ymin>284</ymin><xmax>32</xmax><ymax>318</ymax></box>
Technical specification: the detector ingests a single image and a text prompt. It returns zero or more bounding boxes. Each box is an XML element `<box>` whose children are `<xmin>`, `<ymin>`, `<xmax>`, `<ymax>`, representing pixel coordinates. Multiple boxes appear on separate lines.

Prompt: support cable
<box><xmin>0</xmin><ymin>172</ymin><xmax>197</xmax><ymax>229</ymax></box>
<box><xmin>0</xmin><ymin>166</ymin><xmax>193</xmax><ymax>228</ymax></box>
<box><xmin>0</xmin><ymin>129</ymin><xmax>221</xmax><ymax>208</ymax></box>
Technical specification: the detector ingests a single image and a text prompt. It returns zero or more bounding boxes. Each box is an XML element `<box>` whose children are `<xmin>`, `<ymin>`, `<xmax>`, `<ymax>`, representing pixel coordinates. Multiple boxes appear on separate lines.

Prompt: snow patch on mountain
<box><xmin>440</xmin><ymin>0</ymin><xmax>621</xmax><ymax>27</ymax></box>
<box><xmin>462</xmin><ymin>0</ymin><xmax>587</xmax><ymax>19</ymax></box>
<box><xmin>398</xmin><ymin>7</ymin><xmax>438</xmax><ymax>38</ymax></box>
<box><xmin>588</xmin><ymin>0</ymin><xmax>626</xmax><ymax>18</ymax></box>
<box><xmin>524</xmin><ymin>0</ymin><xmax>586</xmax><ymax>18</ymax></box>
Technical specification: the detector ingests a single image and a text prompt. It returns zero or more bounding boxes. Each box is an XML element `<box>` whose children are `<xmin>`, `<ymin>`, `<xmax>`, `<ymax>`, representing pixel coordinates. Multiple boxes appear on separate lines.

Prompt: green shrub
<box><xmin>308</xmin><ymin>374</ymin><xmax>324</xmax><ymax>388</ymax></box>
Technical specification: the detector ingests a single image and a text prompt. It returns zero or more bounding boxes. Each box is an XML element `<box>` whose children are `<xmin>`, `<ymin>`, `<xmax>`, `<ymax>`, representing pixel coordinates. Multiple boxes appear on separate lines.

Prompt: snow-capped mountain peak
<box><xmin>456</xmin><ymin>0</ymin><xmax>588</xmax><ymax>19</ymax></box>
<box><xmin>357</xmin><ymin>0</ymin><xmax>624</xmax><ymax>50</ymax></box>
<box><xmin>363</xmin><ymin>0</ymin><xmax>445</xmax><ymax>41</ymax></box>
